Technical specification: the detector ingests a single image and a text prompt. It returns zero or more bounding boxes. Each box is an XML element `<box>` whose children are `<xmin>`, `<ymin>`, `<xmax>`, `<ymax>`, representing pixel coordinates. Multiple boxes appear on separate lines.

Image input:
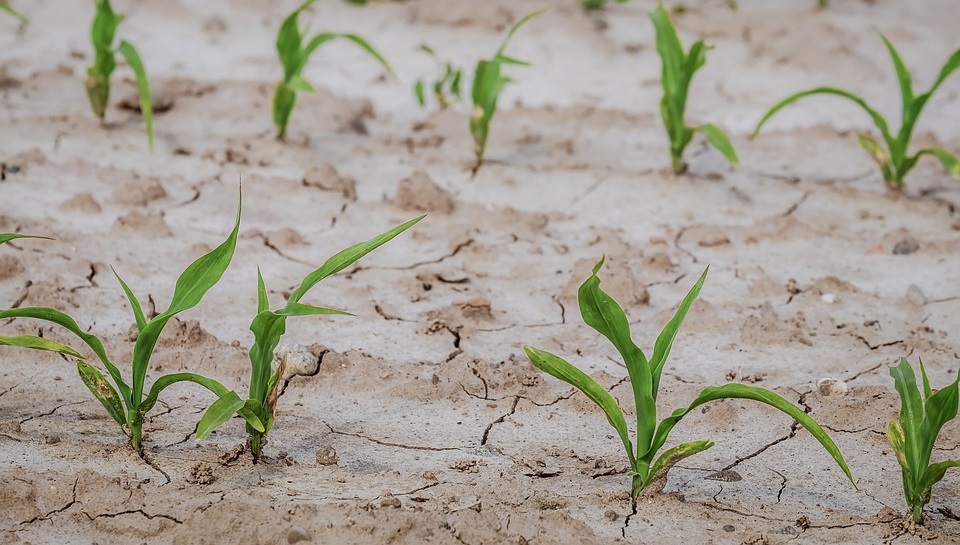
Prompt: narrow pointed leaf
<box><xmin>524</xmin><ymin>345</ymin><xmax>635</xmax><ymax>466</ymax></box>
<box><xmin>495</xmin><ymin>8</ymin><xmax>546</xmax><ymax>57</ymax></box>
<box><xmin>914</xmin><ymin>147</ymin><xmax>960</xmax><ymax>178</ymax></box>
<box><xmin>117</xmin><ymin>41</ymin><xmax>154</xmax><ymax>152</ymax></box>
<box><xmin>196</xmin><ymin>391</ymin><xmax>247</xmax><ymax>440</ymax></box>
<box><xmin>276</xmin><ymin>302</ymin><xmax>352</xmax><ymax>317</ymax></box>
<box><xmin>920</xmin><ymin>459</ymin><xmax>960</xmax><ymax>493</ymax></box>
<box><xmin>890</xmin><ymin>358</ymin><xmax>924</xmax><ymax>472</ymax></box>
<box><xmin>650</xmin><ymin>267</ymin><xmax>708</xmax><ymax>395</ymax></box>
<box><xmin>289</xmin><ymin>215</ymin><xmax>424</xmax><ymax>303</ymax></box>
<box><xmin>697</xmin><ymin>125</ymin><xmax>739</xmax><ymax>168</ymax></box>
<box><xmin>753</xmin><ymin>87</ymin><xmax>893</xmax><ymax>148</ymax></box>
<box><xmin>0</xmin><ymin>233</ymin><xmax>52</xmax><ymax>246</ymax></box>
<box><xmin>887</xmin><ymin>419</ymin><xmax>909</xmax><ymax>470</ymax></box>
<box><xmin>77</xmin><ymin>360</ymin><xmax>126</xmax><ymax>427</ymax></box>
<box><xmin>645</xmin><ymin>438</ymin><xmax>714</xmax><ymax>488</ymax></box>
<box><xmin>881</xmin><ymin>34</ymin><xmax>914</xmax><ymax>113</ymax></box>
<box><xmin>651</xmin><ymin>383</ymin><xmax>856</xmax><ymax>488</ymax></box>
<box><xmin>856</xmin><ymin>132</ymin><xmax>893</xmax><ymax>181</ymax></box>
<box><xmin>0</xmin><ymin>2</ymin><xmax>26</xmax><ymax>23</ymax></box>
<box><xmin>0</xmin><ymin>307</ymin><xmax>129</xmax><ymax>403</ymax></box>
<box><xmin>0</xmin><ymin>335</ymin><xmax>84</xmax><ymax>359</ymax></box>
<box><xmin>113</xmin><ymin>268</ymin><xmax>147</xmax><ymax>331</ymax></box>
<box><xmin>257</xmin><ymin>268</ymin><xmax>269</xmax><ymax>314</ymax></box>
<box><xmin>140</xmin><ymin>372</ymin><xmax>235</xmax><ymax>415</ymax></box>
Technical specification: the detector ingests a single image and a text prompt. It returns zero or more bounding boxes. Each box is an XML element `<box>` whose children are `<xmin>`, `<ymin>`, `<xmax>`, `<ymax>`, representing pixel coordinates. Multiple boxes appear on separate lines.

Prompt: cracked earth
<box><xmin>3</xmin><ymin>0</ymin><xmax>960</xmax><ymax>543</ymax></box>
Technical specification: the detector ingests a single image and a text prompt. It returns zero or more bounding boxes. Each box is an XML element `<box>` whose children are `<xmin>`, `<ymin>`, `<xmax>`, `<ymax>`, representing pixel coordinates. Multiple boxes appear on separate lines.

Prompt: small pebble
<box><xmin>892</xmin><ymin>236</ymin><xmax>920</xmax><ymax>255</ymax></box>
<box><xmin>820</xmin><ymin>293</ymin><xmax>835</xmax><ymax>304</ymax></box>
<box><xmin>817</xmin><ymin>377</ymin><xmax>848</xmax><ymax>397</ymax></box>
<box><xmin>316</xmin><ymin>446</ymin><xmax>339</xmax><ymax>466</ymax></box>
<box><xmin>287</xmin><ymin>526</ymin><xmax>311</xmax><ymax>544</ymax></box>
<box><xmin>604</xmin><ymin>510</ymin><xmax>619</xmax><ymax>521</ymax></box>
<box><xmin>905</xmin><ymin>284</ymin><xmax>926</xmax><ymax>306</ymax></box>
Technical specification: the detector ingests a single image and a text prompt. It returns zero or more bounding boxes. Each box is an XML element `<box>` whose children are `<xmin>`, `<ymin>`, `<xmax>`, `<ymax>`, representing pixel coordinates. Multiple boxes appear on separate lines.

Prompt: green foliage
<box><xmin>888</xmin><ymin>357</ymin><xmax>960</xmax><ymax>523</ymax></box>
<box><xmin>470</xmin><ymin>9</ymin><xmax>545</xmax><ymax>169</ymax></box>
<box><xmin>85</xmin><ymin>0</ymin><xmax>154</xmax><ymax>151</ymax></box>
<box><xmin>272</xmin><ymin>0</ymin><xmax>394</xmax><ymax>139</ymax></box>
<box><xmin>650</xmin><ymin>4</ymin><xmax>738</xmax><ymax>174</ymax></box>
<box><xmin>0</xmin><ymin>1</ymin><xmax>26</xmax><ymax>22</ymax></box>
<box><xmin>753</xmin><ymin>35</ymin><xmax>960</xmax><ymax>189</ymax></box>
<box><xmin>524</xmin><ymin>258</ymin><xmax>855</xmax><ymax>497</ymax></box>
<box><xmin>0</xmin><ymin>198</ymin><xmax>252</xmax><ymax>452</ymax></box>
<box><xmin>414</xmin><ymin>44</ymin><xmax>463</xmax><ymax>110</ymax></box>
<box><xmin>196</xmin><ymin>215</ymin><xmax>425</xmax><ymax>461</ymax></box>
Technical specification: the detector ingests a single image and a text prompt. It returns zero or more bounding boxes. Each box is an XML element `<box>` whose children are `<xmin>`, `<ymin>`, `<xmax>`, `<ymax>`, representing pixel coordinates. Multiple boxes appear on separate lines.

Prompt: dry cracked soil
<box><xmin>2</xmin><ymin>0</ymin><xmax>960</xmax><ymax>544</ymax></box>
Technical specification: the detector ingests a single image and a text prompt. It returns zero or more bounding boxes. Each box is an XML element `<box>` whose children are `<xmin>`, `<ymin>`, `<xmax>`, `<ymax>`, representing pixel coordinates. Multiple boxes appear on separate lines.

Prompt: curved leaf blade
<box><xmin>697</xmin><ymin>124</ymin><xmax>739</xmax><ymax>168</ymax></box>
<box><xmin>77</xmin><ymin>360</ymin><xmax>127</xmax><ymax>427</ymax></box>
<box><xmin>0</xmin><ymin>233</ymin><xmax>52</xmax><ymax>246</ymax></box>
<box><xmin>650</xmin><ymin>267</ymin><xmax>707</xmax><ymax>395</ymax></box>
<box><xmin>524</xmin><ymin>345</ymin><xmax>635</xmax><ymax>467</ymax></box>
<box><xmin>117</xmin><ymin>40</ymin><xmax>154</xmax><ymax>152</ymax></box>
<box><xmin>0</xmin><ymin>335</ymin><xmax>84</xmax><ymax>359</ymax></box>
<box><xmin>644</xmin><ymin>438</ymin><xmax>714</xmax><ymax>491</ymax></box>
<box><xmin>196</xmin><ymin>391</ymin><xmax>246</xmax><ymax>440</ymax></box>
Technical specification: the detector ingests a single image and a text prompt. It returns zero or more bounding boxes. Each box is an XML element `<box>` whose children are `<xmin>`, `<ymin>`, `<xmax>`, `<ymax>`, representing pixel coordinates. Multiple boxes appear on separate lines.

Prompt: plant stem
<box><xmin>130</xmin><ymin>421</ymin><xmax>143</xmax><ymax>451</ymax></box>
<box><xmin>631</xmin><ymin>474</ymin><xmax>644</xmax><ymax>498</ymax></box>
<box><xmin>912</xmin><ymin>503</ymin><xmax>923</xmax><ymax>524</ymax></box>
<box><xmin>671</xmin><ymin>154</ymin><xmax>686</xmax><ymax>175</ymax></box>
<box><xmin>250</xmin><ymin>433</ymin><xmax>262</xmax><ymax>462</ymax></box>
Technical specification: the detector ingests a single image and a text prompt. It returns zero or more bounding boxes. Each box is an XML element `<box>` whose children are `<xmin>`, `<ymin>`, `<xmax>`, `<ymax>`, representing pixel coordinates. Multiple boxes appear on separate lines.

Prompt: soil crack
<box><xmin>480</xmin><ymin>395</ymin><xmax>520</xmax><ymax>446</ymax></box>
<box><xmin>323</xmin><ymin>421</ymin><xmax>462</xmax><ymax>452</ymax></box>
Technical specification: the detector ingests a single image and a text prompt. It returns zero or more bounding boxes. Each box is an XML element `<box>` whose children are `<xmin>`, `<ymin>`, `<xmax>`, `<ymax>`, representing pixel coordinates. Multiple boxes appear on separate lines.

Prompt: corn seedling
<box><xmin>273</xmin><ymin>0</ymin><xmax>394</xmax><ymax>139</ymax></box>
<box><xmin>753</xmin><ymin>36</ymin><xmax>960</xmax><ymax>189</ymax></box>
<box><xmin>888</xmin><ymin>357</ymin><xmax>960</xmax><ymax>523</ymax></box>
<box><xmin>0</xmin><ymin>2</ymin><xmax>25</xmax><ymax>23</ymax></box>
<box><xmin>524</xmin><ymin>258</ymin><xmax>855</xmax><ymax>498</ymax></box>
<box><xmin>0</xmin><ymin>196</ymin><xmax>261</xmax><ymax>452</ymax></box>
<box><xmin>85</xmin><ymin>0</ymin><xmax>153</xmax><ymax>151</ymax></box>
<box><xmin>196</xmin><ymin>215</ymin><xmax>425</xmax><ymax>461</ymax></box>
<box><xmin>414</xmin><ymin>45</ymin><xmax>463</xmax><ymax>110</ymax></box>
<box><xmin>650</xmin><ymin>4</ymin><xmax>738</xmax><ymax>174</ymax></box>
<box><xmin>470</xmin><ymin>9</ymin><xmax>545</xmax><ymax>170</ymax></box>
<box><xmin>0</xmin><ymin>233</ymin><xmax>51</xmax><ymax>246</ymax></box>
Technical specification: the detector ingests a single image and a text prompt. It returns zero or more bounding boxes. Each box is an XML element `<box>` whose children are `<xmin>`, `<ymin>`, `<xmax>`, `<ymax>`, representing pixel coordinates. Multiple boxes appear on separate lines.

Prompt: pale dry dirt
<box><xmin>2</xmin><ymin>0</ymin><xmax>960</xmax><ymax>544</ymax></box>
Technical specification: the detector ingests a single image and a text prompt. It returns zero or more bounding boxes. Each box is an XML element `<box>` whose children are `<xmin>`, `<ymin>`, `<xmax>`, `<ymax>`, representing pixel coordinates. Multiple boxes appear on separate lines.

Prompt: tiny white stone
<box><xmin>820</xmin><ymin>293</ymin><xmax>835</xmax><ymax>304</ymax></box>
<box><xmin>274</xmin><ymin>343</ymin><xmax>319</xmax><ymax>379</ymax></box>
<box><xmin>817</xmin><ymin>377</ymin><xmax>848</xmax><ymax>397</ymax></box>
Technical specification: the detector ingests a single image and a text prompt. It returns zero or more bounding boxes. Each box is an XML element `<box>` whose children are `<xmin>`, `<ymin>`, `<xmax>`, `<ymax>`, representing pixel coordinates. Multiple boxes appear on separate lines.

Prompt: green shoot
<box><xmin>414</xmin><ymin>44</ymin><xmax>463</xmax><ymax>110</ymax></box>
<box><xmin>0</xmin><ymin>2</ymin><xmax>26</xmax><ymax>23</ymax></box>
<box><xmin>524</xmin><ymin>258</ymin><xmax>855</xmax><ymax>498</ymax></box>
<box><xmin>273</xmin><ymin>0</ymin><xmax>394</xmax><ymax>139</ymax></box>
<box><xmin>753</xmin><ymin>35</ymin><xmax>960</xmax><ymax>189</ymax></box>
<box><xmin>85</xmin><ymin>0</ymin><xmax>154</xmax><ymax>151</ymax></box>
<box><xmin>650</xmin><ymin>4</ymin><xmax>739</xmax><ymax>174</ymax></box>
<box><xmin>0</xmin><ymin>233</ymin><xmax>52</xmax><ymax>246</ymax></box>
<box><xmin>196</xmin><ymin>215</ymin><xmax>426</xmax><ymax>461</ymax></box>
<box><xmin>888</xmin><ymin>357</ymin><xmax>960</xmax><ymax>523</ymax></box>
<box><xmin>581</xmin><ymin>0</ymin><xmax>627</xmax><ymax>10</ymax></box>
<box><xmin>470</xmin><ymin>9</ymin><xmax>545</xmax><ymax>170</ymax></box>
<box><xmin>0</xmin><ymin>195</ymin><xmax>257</xmax><ymax>452</ymax></box>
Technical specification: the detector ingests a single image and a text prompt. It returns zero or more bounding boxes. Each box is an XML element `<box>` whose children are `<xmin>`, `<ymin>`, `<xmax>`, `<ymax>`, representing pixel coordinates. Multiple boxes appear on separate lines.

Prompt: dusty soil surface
<box><xmin>2</xmin><ymin>0</ymin><xmax>960</xmax><ymax>543</ymax></box>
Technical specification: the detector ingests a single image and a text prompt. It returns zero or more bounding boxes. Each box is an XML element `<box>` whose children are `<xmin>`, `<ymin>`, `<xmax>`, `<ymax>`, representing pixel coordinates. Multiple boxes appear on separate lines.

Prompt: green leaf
<box><xmin>286</xmin><ymin>74</ymin><xmax>315</xmax><ymax>93</ymax></box>
<box><xmin>495</xmin><ymin>8</ymin><xmax>546</xmax><ymax>58</ymax></box>
<box><xmin>697</xmin><ymin>124</ymin><xmax>739</xmax><ymax>168</ymax></box>
<box><xmin>856</xmin><ymin>132</ymin><xmax>895</xmax><ymax>183</ymax></box>
<box><xmin>113</xmin><ymin>267</ymin><xmax>147</xmax><ymax>332</ymax></box>
<box><xmin>276</xmin><ymin>302</ymin><xmax>351</xmax><ymax>317</ymax></box>
<box><xmin>289</xmin><ymin>215</ymin><xmax>424</xmax><ymax>303</ymax></box>
<box><xmin>0</xmin><ymin>233</ymin><xmax>51</xmax><ymax>246</ymax></box>
<box><xmin>140</xmin><ymin>372</ymin><xmax>235</xmax><ymax>415</ymax></box>
<box><xmin>524</xmin><ymin>345</ymin><xmax>635</xmax><ymax>467</ymax></box>
<box><xmin>0</xmin><ymin>335</ymin><xmax>84</xmax><ymax>359</ymax></box>
<box><xmin>650</xmin><ymin>383</ymin><xmax>856</xmax><ymax>488</ymax></box>
<box><xmin>257</xmin><ymin>268</ymin><xmax>270</xmax><ymax>314</ymax></box>
<box><xmin>130</xmin><ymin>194</ymin><xmax>241</xmax><ymax>405</ymax></box>
<box><xmin>649</xmin><ymin>267</ymin><xmax>707</xmax><ymax>397</ymax></box>
<box><xmin>918</xmin><ymin>369</ymin><xmax>960</xmax><ymax>468</ymax></box>
<box><xmin>887</xmin><ymin>419</ymin><xmax>909</xmax><ymax>471</ymax></box>
<box><xmin>0</xmin><ymin>2</ymin><xmax>26</xmax><ymax>23</ymax></box>
<box><xmin>77</xmin><ymin>360</ymin><xmax>127</xmax><ymax>427</ymax></box>
<box><xmin>0</xmin><ymin>307</ymin><xmax>129</xmax><ymax>404</ymax></box>
<box><xmin>644</xmin><ymin>438</ymin><xmax>714</xmax><ymax>490</ymax></box>
<box><xmin>87</xmin><ymin>0</ymin><xmax>123</xmax><ymax>120</ymax></box>
<box><xmin>881</xmin><ymin>34</ymin><xmax>914</xmax><ymax>115</ymax></box>
<box><xmin>273</xmin><ymin>81</ymin><xmax>297</xmax><ymax>139</ymax></box>
<box><xmin>276</xmin><ymin>0</ymin><xmax>314</xmax><ymax>79</ymax></box>
<box><xmin>577</xmin><ymin>257</ymin><xmax>653</xmax><ymax>459</ymax></box>
<box><xmin>890</xmin><ymin>358</ymin><xmax>924</xmax><ymax>477</ymax></box>
<box><xmin>753</xmin><ymin>87</ymin><xmax>894</xmax><ymax>150</ymax></box>
<box><xmin>414</xmin><ymin>80</ymin><xmax>426</xmax><ymax>107</ymax></box>
<box><xmin>914</xmin><ymin>147</ymin><xmax>960</xmax><ymax>179</ymax></box>
<box><xmin>117</xmin><ymin>41</ymin><xmax>154</xmax><ymax>152</ymax></box>
<box><xmin>311</xmin><ymin>33</ymin><xmax>395</xmax><ymax>79</ymax></box>
<box><xmin>239</xmin><ymin>399</ymin><xmax>266</xmax><ymax>433</ymax></box>
<box><xmin>196</xmin><ymin>391</ymin><xmax>247</xmax><ymax>440</ymax></box>
<box><xmin>920</xmin><ymin>459</ymin><xmax>960</xmax><ymax>497</ymax></box>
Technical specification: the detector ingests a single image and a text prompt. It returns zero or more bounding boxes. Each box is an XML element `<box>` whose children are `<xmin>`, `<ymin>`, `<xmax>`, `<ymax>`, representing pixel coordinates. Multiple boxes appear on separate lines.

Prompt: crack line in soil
<box><xmin>19</xmin><ymin>400</ymin><xmax>85</xmax><ymax>425</ymax></box>
<box><xmin>356</xmin><ymin>239</ymin><xmax>475</xmax><ymax>272</ymax></box>
<box><xmin>84</xmin><ymin>509</ymin><xmax>183</xmax><ymax>524</ymax></box>
<box><xmin>672</xmin><ymin>226</ymin><xmax>699</xmax><ymax>264</ymax></box>
<box><xmin>781</xmin><ymin>190</ymin><xmax>812</xmax><ymax>217</ymax></box>
<box><xmin>480</xmin><ymin>395</ymin><xmax>520</xmax><ymax>446</ymax></box>
<box><xmin>323</xmin><ymin>421</ymin><xmax>462</xmax><ymax>452</ymax></box>
<box><xmin>138</xmin><ymin>451</ymin><xmax>173</xmax><ymax>486</ymax></box>
<box><xmin>18</xmin><ymin>476</ymin><xmax>79</xmax><ymax>526</ymax></box>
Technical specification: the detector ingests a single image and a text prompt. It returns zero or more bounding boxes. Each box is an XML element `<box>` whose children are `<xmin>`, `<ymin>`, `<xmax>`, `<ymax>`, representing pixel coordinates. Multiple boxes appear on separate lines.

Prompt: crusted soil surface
<box><xmin>2</xmin><ymin>1</ymin><xmax>960</xmax><ymax>544</ymax></box>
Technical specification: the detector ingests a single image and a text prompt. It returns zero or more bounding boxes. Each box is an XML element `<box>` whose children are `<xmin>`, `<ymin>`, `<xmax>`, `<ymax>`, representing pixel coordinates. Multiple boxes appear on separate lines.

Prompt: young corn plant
<box><xmin>0</xmin><ymin>2</ymin><xmax>25</xmax><ymax>23</ymax></box>
<box><xmin>650</xmin><ymin>4</ymin><xmax>739</xmax><ymax>174</ymax></box>
<box><xmin>524</xmin><ymin>258</ymin><xmax>856</xmax><ymax>498</ymax></box>
<box><xmin>196</xmin><ymin>215</ymin><xmax>425</xmax><ymax>461</ymax></box>
<box><xmin>470</xmin><ymin>9</ymin><xmax>545</xmax><ymax>170</ymax></box>
<box><xmin>86</xmin><ymin>0</ymin><xmax>154</xmax><ymax>151</ymax></box>
<box><xmin>753</xmin><ymin>35</ymin><xmax>960</xmax><ymax>189</ymax></box>
<box><xmin>888</xmin><ymin>357</ymin><xmax>960</xmax><ymax>523</ymax></box>
<box><xmin>414</xmin><ymin>44</ymin><xmax>463</xmax><ymax>110</ymax></box>
<box><xmin>0</xmin><ymin>197</ymin><xmax>262</xmax><ymax>452</ymax></box>
<box><xmin>273</xmin><ymin>0</ymin><xmax>394</xmax><ymax>139</ymax></box>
